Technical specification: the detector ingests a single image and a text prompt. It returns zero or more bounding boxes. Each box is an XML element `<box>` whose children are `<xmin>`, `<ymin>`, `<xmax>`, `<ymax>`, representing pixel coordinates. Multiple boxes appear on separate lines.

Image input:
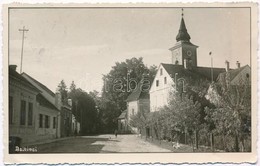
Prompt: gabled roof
<box><xmin>161</xmin><ymin>63</ymin><xmax>225</xmax><ymax>81</ymax></box>
<box><xmin>126</xmin><ymin>80</ymin><xmax>149</xmax><ymax>102</ymax></box>
<box><xmin>36</xmin><ymin>93</ymin><xmax>59</xmax><ymax>111</ymax></box>
<box><xmin>9</xmin><ymin>66</ymin><xmax>39</xmax><ymax>92</ymax></box>
<box><xmin>118</xmin><ymin>110</ymin><xmax>127</xmax><ymax>119</ymax></box>
<box><xmin>217</xmin><ymin>65</ymin><xmax>249</xmax><ymax>82</ymax></box>
<box><xmin>22</xmin><ymin>72</ymin><xmax>55</xmax><ymax>97</ymax></box>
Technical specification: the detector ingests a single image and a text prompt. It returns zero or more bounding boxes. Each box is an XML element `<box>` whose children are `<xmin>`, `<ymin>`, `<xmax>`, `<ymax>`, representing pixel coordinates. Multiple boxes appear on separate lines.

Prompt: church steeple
<box><xmin>176</xmin><ymin>9</ymin><xmax>191</xmax><ymax>42</ymax></box>
<box><xmin>170</xmin><ymin>9</ymin><xmax>198</xmax><ymax>67</ymax></box>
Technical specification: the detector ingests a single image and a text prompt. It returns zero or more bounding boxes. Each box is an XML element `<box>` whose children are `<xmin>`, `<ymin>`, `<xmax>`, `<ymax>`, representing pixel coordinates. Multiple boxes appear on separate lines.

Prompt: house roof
<box><xmin>217</xmin><ymin>65</ymin><xmax>249</xmax><ymax>82</ymax></box>
<box><xmin>118</xmin><ymin>110</ymin><xmax>127</xmax><ymax>119</ymax></box>
<box><xmin>22</xmin><ymin>72</ymin><xmax>55</xmax><ymax>97</ymax></box>
<box><xmin>126</xmin><ymin>80</ymin><xmax>150</xmax><ymax>102</ymax></box>
<box><xmin>161</xmin><ymin>63</ymin><xmax>225</xmax><ymax>81</ymax></box>
<box><xmin>36</xmin><ymin>93</ymin><xmax>59</xmax><ymax>111</ymax></box>
<box><xmin>9</xmin><ymin>66</ymin><xmax>39</xmax><ymax>92</ymax></box>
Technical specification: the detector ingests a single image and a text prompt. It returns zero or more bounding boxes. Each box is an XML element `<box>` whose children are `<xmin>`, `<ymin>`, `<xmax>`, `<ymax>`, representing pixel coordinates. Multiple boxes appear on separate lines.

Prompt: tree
<box><xmin>205</xmin><ymin>74</ymin><xmax>251</xmax><ymax>152</ymax></box>
<box><xmin>57</xmin><ymin>80</ymin><xmax>68</xmax><ymax>104</ymax></box>
<box><xmin>101</xmin><ymin>57</ymin><xmax>157</xmax><ymax>133</ymax></box>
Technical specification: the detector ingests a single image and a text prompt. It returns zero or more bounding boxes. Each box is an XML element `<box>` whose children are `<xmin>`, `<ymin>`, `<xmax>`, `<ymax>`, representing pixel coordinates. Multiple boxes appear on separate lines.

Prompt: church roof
<box><xmin>126</xmin><ymin>80</ymin><xmax>149</xmax><ymax>102</ymax></box>
<box><xmin>161</xmin><ymin>63</ymin><xmax>225</xmax><ymax>81</ymax></box>
<box><xmin>176</xmin><ymin>17</ymin><xmax>191</xmax><ymax>42</ymax></box>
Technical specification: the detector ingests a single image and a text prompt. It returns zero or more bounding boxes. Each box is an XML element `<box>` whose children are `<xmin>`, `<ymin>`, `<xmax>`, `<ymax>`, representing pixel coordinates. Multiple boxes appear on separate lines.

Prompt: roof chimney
<box><xmin>236</xmin><ymin>61</ymin><xmax>240</xmax><ymax>68</ymax></box>
<box><xmin>225</xmin><ymin>60</ymin><xmax>230</xmax><ymax>72</ymax></box>
<box><xmin>9</xmin><ymin>65</ymin><xmax>17</xmax><ymax>71</ymax></box>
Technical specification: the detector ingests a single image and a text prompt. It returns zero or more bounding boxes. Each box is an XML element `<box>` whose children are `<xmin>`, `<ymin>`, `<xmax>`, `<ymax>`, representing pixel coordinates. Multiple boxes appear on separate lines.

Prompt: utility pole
<box><xmin>209</xmin><ymin>52</ymin><xmax>213</xmax><ymax>82</ymax></box>
<box><xmin>19</xmin><ymin>26</ymin><xmax>29</xmax><ymax>73</ymax></box>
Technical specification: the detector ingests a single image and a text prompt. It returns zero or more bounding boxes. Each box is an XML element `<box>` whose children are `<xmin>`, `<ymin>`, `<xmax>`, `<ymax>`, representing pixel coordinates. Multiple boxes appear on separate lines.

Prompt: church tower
<box><xmin>169</xmin><ymin>9</ymin><xmax>198</xmax><ymax>68</ymax></box>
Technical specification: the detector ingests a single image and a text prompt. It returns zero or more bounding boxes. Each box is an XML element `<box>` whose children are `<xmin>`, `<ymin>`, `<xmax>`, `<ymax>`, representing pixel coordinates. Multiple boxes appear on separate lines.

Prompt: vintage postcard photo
<box><xmin>3</xmin><ymin>3</ymin><xmax>258</xmax><ymax>164</ymax></box>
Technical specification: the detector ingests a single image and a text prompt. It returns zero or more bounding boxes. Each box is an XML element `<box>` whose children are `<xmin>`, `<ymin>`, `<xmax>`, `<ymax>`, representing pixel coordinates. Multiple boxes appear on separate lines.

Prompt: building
<box><xmin>22</xmin><ymin>73</ymin><xmax>75</xmax><ymax>138</ymax></box>
<box><xmin>150</xmin><ymin>13</ymin><xmax>226</xmax><ymax>112</ymax></box>
<box><xmin>9</xmin><ymin>65</ymin><xmax>40</xmax><ymax>144</ymax></box>
<box><xmin>117</xmin><ymin>110</ymin><xmax>128</xmax><ymax>133</ymax></box>
<box><xmin>126</xmin><ymin>80</ymin><xmax>150</xmax><ymax>133</ymax></box>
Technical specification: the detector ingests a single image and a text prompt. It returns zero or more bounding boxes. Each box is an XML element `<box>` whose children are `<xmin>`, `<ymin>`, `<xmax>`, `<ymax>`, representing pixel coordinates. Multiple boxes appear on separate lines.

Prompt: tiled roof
<box><xmin>217</xmin><ymin>65</ymin><xmax>249</xmax><ymax>82</ymax></box>
<box><xmin>161</xmin><ymin>63</ymin><xmax>225</xmax><ymax>81</ymax></box>
<box><xmin>9</xmin><ymin>66</ymin><xmax>39</xmax><ymax>92</ymax></box>
<box><xmin>118</xmin><ymin>110</ymin><xmax>127</xmax><ymax>119</ymax></box>
<box><xmin>126</xmin><ymin>80</ymin><xmax>149</xmax><ymax>102</ymax></box>
<box><xmin>21</xmin><ymin>73</ymin><xmax>55</xmax><ymax>97</ymax></box>
<box><xmin>36</xmin><ymin>93</ymin><xmax>59</xmax><ymax>111</ymax></box>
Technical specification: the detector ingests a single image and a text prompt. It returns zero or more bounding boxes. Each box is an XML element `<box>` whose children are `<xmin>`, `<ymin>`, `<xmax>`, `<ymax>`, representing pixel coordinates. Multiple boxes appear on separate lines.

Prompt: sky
<box><xmin>9</xmin><ymin>7</ymin><xmax>251</xmax><ymax>93</ymax></box>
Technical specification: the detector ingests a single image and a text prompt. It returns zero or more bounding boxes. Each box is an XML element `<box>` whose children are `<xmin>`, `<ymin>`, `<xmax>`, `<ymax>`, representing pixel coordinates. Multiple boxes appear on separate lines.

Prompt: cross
<box><xmin>19</xmin><ymin>26</ymin><xmax>29</xmax><ymax>73</ymax></box>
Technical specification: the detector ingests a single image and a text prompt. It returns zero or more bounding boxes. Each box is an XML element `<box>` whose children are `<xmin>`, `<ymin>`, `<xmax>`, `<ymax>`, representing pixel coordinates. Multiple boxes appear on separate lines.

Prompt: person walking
<box><xmin>114</xmin><ymin>129</ymin><xmax>118</xmax><ymax>138</ymax></box>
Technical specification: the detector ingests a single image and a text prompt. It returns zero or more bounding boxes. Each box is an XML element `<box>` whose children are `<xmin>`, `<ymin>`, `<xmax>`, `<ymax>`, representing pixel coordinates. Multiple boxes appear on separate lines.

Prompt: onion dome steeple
<box><xmin>176</xmin><ymin>9</ymin><xmax>191</xmax><ymax>42</ymax></box>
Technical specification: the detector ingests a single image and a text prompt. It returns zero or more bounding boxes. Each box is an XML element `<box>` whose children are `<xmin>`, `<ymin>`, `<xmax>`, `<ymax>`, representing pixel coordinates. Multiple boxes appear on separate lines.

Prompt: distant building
<box><xmin>125</xmin><ymin>80</ymin><xmax>150</xmax><ymax>133</ymax></box>
<box><xmin>117</xmin><ymin>110</ymin><xmax>128</xmax><ymax>134</ymax></box>
<box><xmin>150</xmin><ymin>14</ymin><xmax>225</xmax><ymax>112</ymax></box>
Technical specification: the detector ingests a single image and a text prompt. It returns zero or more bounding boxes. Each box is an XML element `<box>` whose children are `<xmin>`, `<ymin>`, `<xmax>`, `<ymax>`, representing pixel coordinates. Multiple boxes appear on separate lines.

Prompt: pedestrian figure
<box><xmin>114</xmin><ymin>129</ymin><xmax>118</xmax><ymax>138</ymax></box>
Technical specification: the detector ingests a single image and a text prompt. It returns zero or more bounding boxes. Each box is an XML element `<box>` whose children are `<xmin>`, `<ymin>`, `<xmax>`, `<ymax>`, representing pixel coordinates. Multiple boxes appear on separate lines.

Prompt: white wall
<box><xmin>149</xmin><ymin>64</ymin><xmax>175</xmax><ymax>112</ymax></box>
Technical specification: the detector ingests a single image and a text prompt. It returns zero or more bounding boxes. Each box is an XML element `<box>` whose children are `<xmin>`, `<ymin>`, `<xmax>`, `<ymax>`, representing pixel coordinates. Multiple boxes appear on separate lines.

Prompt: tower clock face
<box><xmin>187</xmin><ymin>50</ymin><xmax>192</xmax><ymax>56</ymax></box>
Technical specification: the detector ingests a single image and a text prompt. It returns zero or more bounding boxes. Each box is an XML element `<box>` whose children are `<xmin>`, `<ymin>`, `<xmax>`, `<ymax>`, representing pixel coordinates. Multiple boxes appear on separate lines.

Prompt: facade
<box><xmin>150</xmin><ymin>14</ymin><xmax>226</xmax><ymax>112</ymax></box>
<box><xmin>22</xmin><ymin>72</ymin><xmax>75</xmax><ymax>138</ymax></box>
<box><xmin>9</xmin><ymin>65</ymin><xmax>39</xmax><ymax>144</ymax></box>
<box><xmin>126</xmin><ymin>81</ymin><xmax>150</xmax><ymax>133</ymax></box>
<box><xmin>35</xmin><ymin>93</ymin><xmax>60</xmax><ymax>141</ymax></box>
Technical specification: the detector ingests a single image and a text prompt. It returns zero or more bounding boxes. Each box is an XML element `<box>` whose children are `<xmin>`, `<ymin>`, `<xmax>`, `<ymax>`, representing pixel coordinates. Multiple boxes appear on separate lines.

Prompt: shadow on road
<box><xmin>37</xmin><ymin>137</ymin><xmax>115</xmax><ymax>153</ymax></box>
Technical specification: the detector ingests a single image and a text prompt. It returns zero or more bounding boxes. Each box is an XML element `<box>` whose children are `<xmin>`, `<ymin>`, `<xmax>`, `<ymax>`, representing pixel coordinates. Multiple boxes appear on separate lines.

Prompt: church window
<box><xmin>156</xmin><ymin>80</ymin><xmax>159</xmax><ymax>87</ymax></box>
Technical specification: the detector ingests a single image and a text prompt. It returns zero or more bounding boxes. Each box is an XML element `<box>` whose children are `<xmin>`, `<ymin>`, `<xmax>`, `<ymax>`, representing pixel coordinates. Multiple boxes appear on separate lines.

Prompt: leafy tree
<box><xmin>205</xmin><ymin>74</ymin><xmax>251</xmax><ymax>152</ymax></box>
<box><xmin>101</xmin><ymin>57</ymin><xmax>157</xmax><ymax>133</ymax></box>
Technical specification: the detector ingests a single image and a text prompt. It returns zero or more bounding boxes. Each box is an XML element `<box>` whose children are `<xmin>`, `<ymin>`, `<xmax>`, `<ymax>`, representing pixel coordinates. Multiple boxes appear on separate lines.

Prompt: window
<box><xmin>28</xmin><ymin>102</ymin><xmax>33</xmax><ymax>126</ymax></box>
<box><xmin>132</xmin><ymin>109</ymin><xmax>134</xmax><ymax>116</ymax></box>
<box><xmin>53</xmin><ymin>117</ymin><xmax>56</xmax><ymax>129</ymax></box>
<box><xmin>160</xmin><ymin>68</ymin><xmax>163</xmax><ymax>75</ymax></box>
<box><xmin>9</xmin><ymin>96</ymin><xmax>13</xmax><ymax>124</ymax></box>
<box><xmin>164</xmin><ymin>77</ymin><xmax>167</xmax><ymax>84</ymax></box>
<box><xmin>39</xmin><ymin>114</ymin><xmax>43</xmax><ymax>128</ymax></box>
<box><xmin>20</xmin><ymin>100</ymin><xmax>26</xmax><ymax>125</ymax></box>
<box><xmin>156</xmin><ymin>80</ymin><xmax>159</xmax><ymax>87</ymax></box>
<box><xmin>45</xmin><ymin>115</ymin><xmax>49</xmax><ymax>128</ymax></box>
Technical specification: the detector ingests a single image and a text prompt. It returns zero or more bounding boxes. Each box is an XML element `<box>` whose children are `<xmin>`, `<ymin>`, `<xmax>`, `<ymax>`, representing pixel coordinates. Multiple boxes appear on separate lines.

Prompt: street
<box><xmin>38</xmin><ymin>134</ymin><xmax>171</xmax><ymax>153</ymax></box>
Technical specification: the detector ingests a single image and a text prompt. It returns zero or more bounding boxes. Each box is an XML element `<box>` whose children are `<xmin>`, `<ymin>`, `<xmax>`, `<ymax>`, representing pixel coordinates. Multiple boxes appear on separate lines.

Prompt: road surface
<box><xmin>38</xmin><ymin>134</ymin><xmax>171</xmax><ymax>153</ymax></box>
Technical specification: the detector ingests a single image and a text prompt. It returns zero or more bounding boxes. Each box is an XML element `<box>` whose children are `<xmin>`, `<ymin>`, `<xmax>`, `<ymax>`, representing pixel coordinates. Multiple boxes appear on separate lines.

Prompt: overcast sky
<box><xmin>9</xmin><ymin>7</ymin><xmax>250</xmax><ymax>93</ymax></box>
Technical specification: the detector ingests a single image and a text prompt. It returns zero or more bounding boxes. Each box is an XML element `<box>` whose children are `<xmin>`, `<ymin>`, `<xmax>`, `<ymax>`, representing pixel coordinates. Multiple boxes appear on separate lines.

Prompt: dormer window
<box><xmin>160</xmin><ymin>68</ymin><xmax>163</xmax><ymax>75</ymax></box>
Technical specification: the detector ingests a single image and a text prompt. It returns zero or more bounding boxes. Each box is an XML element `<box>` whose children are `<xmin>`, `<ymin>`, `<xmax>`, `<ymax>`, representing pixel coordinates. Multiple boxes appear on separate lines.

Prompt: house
<box><xmin>9</xmin><ymin>65</ymin><xmax>40</xmax><ymax>144</ymax></box>
<box><xmin>150</xmin><ymin>14</ymin><xmax>225</xmax><ymax>112</ymax></box>
<box><xmin>117</xmin><ymin>110</ymin><xmax>128</xmax><ymax>134</ymax></box>
<box><xmin>22</xmin><ymin>72</ymin><xmax>74</xmax><ymax>138</ymax></box>
<box><xmin>206</xmin><ymin>61</ymin><xmax>251</xmax><ymax>106</ymax></box>
<box><xmin>125</xmin><ymin>80</ymin><xmax>150</xmax><ymax>133</ymax></box>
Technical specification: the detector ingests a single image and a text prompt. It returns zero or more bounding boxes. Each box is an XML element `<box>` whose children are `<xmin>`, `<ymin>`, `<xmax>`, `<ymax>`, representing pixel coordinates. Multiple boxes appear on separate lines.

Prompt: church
<box><xmin>149</xmin><ymin>11</ymin><xmax>228</xmax><ymax>112</ymax></box>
